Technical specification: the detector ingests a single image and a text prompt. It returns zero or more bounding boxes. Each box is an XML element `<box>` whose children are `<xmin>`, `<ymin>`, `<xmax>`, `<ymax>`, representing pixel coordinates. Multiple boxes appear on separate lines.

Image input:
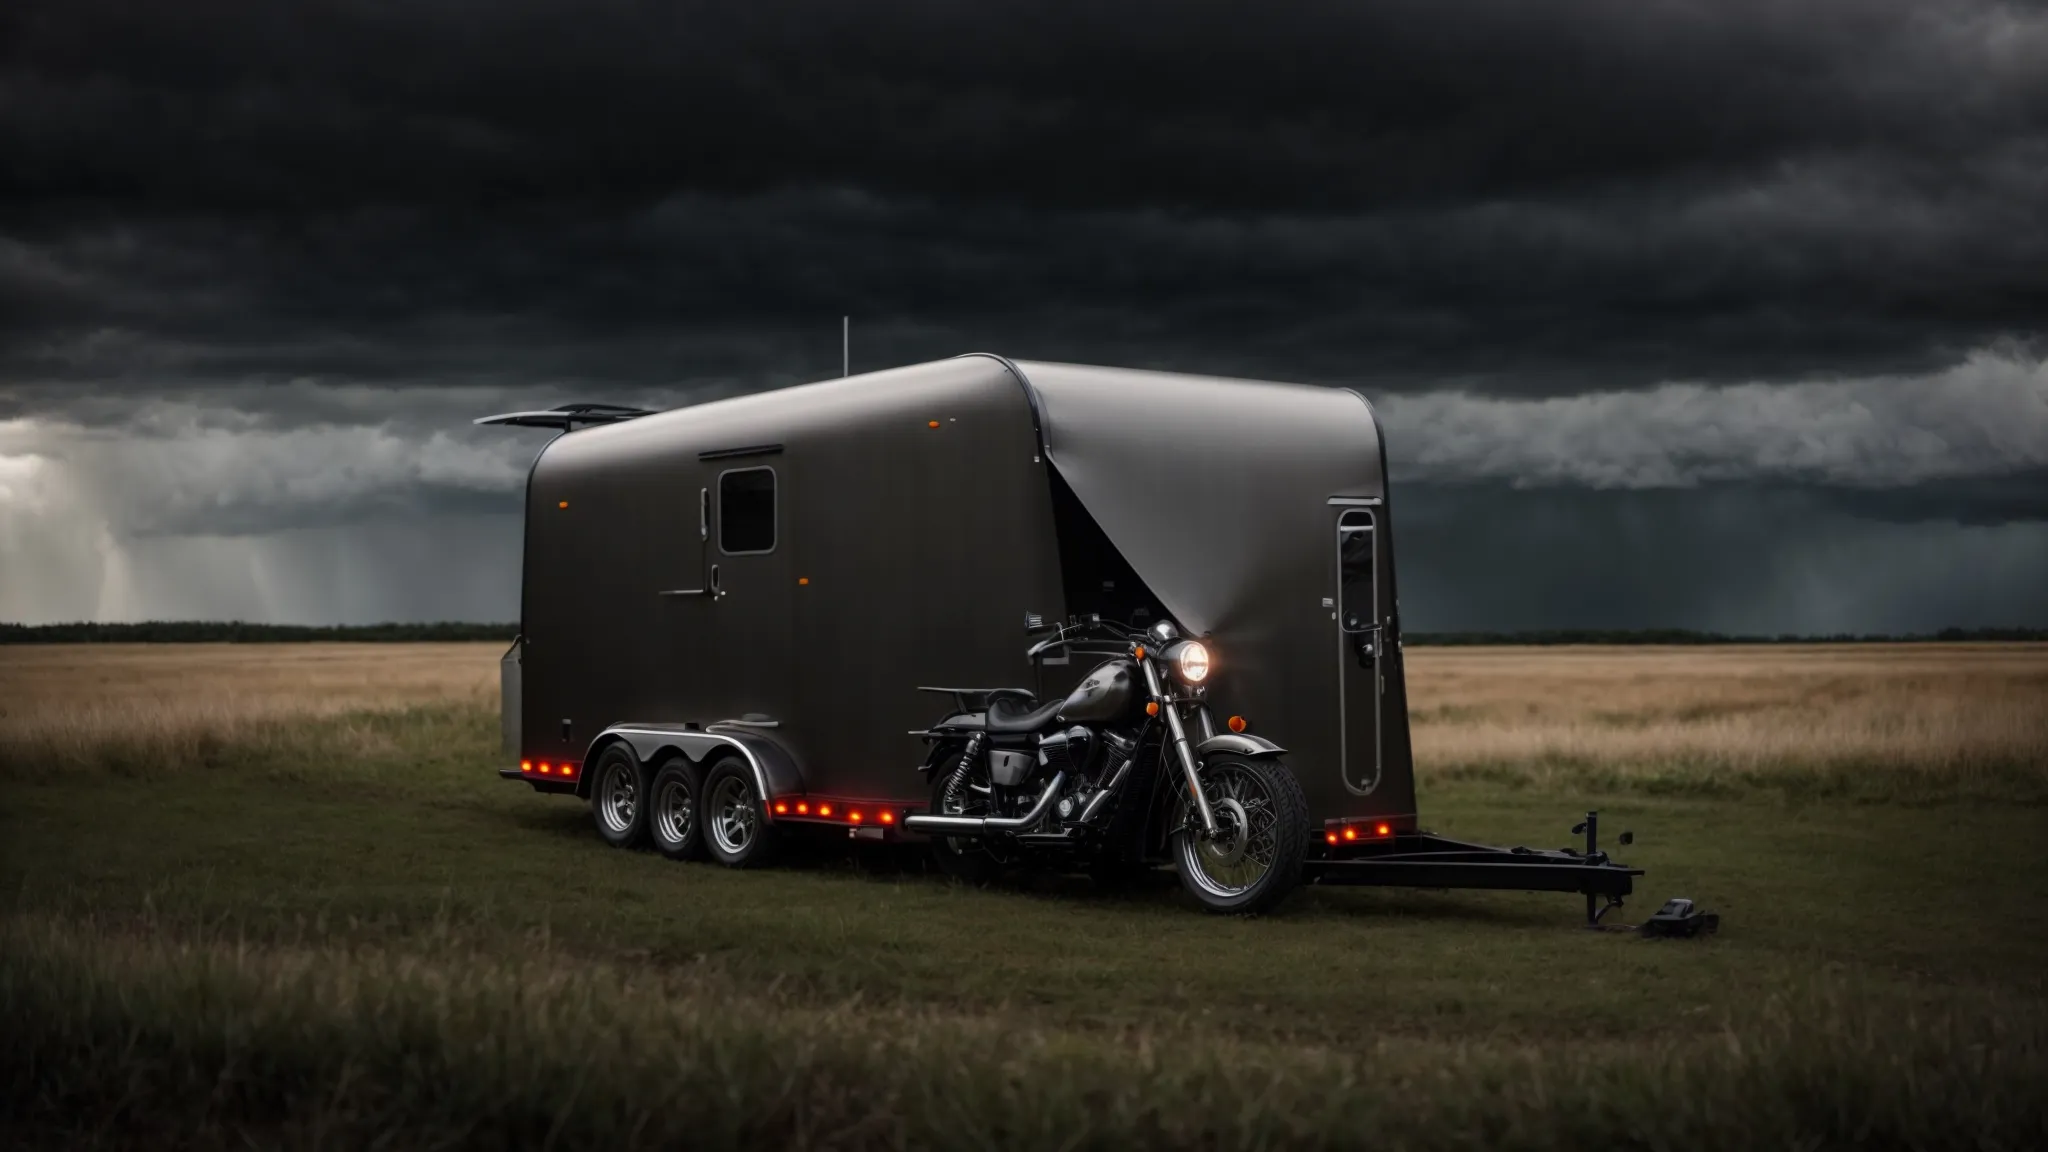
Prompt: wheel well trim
<box><xmin>583</xmin><ymin>724</ymin><xmax>798</xmax><ymax>822</ymax></box>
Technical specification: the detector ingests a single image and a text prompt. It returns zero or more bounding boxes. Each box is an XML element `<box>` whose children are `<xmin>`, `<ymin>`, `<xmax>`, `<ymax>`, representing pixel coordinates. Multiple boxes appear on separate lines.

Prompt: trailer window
<box><xmin>718</xmin><ymin>467</ymin><xmax>776</xmax><ymax>554</ymax></box>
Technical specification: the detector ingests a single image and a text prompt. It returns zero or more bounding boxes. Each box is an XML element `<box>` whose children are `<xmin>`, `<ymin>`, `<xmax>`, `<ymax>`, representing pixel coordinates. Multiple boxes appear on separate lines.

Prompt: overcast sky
<box><xmin>2</xmin><ymin>0</ymin><xmax>2045</xmax><ymax>631</ymax></box>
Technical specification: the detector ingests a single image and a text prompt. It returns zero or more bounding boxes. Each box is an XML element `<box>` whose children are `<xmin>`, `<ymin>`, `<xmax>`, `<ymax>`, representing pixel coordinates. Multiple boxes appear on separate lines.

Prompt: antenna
<box><xmin>842</xmin><ymin>315</ymin><xmax>849</xmax><ymax>377</ymax></box>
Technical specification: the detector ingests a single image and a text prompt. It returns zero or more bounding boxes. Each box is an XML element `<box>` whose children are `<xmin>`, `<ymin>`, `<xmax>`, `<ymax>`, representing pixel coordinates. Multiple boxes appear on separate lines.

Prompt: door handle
<box><xmin>709</xmin><ymin>563</ymin><xmax>722</xmax><ymax>598</ymax></box>
<box><xmin>657</xmin><ymin>588</ymin><xmax>708</xmax><ymax>597</ymax></box>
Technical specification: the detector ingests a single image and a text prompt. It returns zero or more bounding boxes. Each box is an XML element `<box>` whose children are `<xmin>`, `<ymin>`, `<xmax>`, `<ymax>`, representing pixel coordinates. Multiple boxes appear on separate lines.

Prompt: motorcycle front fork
<box><xmin>1144</xmin><ymin>659</ymin><xmax>1219</xmax><ymax>838</ymax></box>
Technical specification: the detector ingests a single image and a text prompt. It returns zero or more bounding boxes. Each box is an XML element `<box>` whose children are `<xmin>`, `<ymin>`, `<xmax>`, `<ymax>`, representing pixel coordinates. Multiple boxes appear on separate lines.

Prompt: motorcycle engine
<box><xmin>1047</xmin><ymin>728</ymin><xmax>1137</xmax><ymax>825</ymax></box>
<box><xmin>1037</xmin><ymin>725</ymin><xmax>1094</xmax><ymax>783</ymax></box>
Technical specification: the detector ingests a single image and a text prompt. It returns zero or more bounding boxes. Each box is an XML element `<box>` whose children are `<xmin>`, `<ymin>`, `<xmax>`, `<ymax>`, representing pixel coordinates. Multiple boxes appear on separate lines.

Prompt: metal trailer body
<box><xmin>503</xmin><ymin>354</ymin><xmax>1419</xmax><ymax>833</ymax></box>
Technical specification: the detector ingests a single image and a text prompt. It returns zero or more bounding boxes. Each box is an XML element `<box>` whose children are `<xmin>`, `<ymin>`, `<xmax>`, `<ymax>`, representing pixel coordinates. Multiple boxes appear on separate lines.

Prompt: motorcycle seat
<box><xmin>985</xmin><ymin>695</ymin><xmax>1064</xmax><ymax>734</ymax></box>
<box><xmin>980</xmin><ymin>687</ymin><xmax>1037</xmax><ymax>709</ymax></box>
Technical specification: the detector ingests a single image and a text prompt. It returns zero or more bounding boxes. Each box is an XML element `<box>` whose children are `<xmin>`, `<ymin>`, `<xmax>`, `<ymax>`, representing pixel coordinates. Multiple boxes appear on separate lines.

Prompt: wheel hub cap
<box><xmin>1200</xmin><ymin>798</ymin><xmax>1250</xmax><ymax>867</ymax></box>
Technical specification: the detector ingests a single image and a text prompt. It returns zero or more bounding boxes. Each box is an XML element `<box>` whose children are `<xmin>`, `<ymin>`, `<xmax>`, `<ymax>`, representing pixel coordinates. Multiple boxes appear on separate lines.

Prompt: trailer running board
<box><xmin>1304</xmin><ymin>812</ymin><xmax>1645</xmax><ymax>926</ymax></box>
<box><xmin>1306</xmin><ymin>852</ymin><xmax>1639</xmax><ymax>896</ymax></box>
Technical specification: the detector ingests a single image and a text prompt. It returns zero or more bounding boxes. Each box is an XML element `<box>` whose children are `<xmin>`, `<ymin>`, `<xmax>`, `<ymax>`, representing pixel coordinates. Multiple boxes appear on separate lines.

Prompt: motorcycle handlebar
<box><xmin>1025</xmin><ymin>617</ymin><xmax>1147</xmax><ymax>660</ymax></box>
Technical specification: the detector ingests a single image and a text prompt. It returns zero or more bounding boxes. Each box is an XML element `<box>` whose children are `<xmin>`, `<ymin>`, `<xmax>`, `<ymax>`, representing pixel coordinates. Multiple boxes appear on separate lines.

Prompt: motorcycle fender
<box><xmin>1197</xmin><ymin>732</ymin><xmax>1286</xmax><ymax>759</ymax></box>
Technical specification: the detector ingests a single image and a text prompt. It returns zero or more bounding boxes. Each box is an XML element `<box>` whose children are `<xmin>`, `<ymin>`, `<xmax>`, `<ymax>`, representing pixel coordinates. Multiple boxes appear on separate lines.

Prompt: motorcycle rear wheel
<box><xmin>927</xmin><ymin>756</ymin><xmax>1005</xmax><ymax>886</ymax></box>
<box><xmin>1171</xmin><ymin>756</ymin><xmax>1308</xmax><ymax>914</ymax></box>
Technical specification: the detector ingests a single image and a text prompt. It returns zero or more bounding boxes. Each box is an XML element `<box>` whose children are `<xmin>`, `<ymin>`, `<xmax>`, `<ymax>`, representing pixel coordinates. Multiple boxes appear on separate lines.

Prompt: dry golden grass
<box><xmin>3</xmin><ymin>641</ymin><xmax>2044</xmax><ymax>799</ymax></box>
<box><xmin>1406</xmin><ymin>643</ymin><xmax>2048</xmax><ymax>799</ymax></box>
<box><xmin>0</xmin><ymin>643</ymin><xmax>498</xmax><ymax>772</ymax></box>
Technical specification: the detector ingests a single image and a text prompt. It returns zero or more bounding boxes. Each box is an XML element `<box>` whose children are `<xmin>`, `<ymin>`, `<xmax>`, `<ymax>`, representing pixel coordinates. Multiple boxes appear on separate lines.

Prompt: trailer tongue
<box><xmin>1305</xmin><ymin>809</ymin><xmax>1645</xmax><ymax>927</ymax></box>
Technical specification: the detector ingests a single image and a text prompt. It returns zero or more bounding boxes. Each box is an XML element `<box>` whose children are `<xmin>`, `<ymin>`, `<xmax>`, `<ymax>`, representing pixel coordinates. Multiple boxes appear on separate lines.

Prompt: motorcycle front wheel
<box><xmin>1172</xmin><ymin>756</ymin><xmax>1308</xmax><ymax>914</ymax></box>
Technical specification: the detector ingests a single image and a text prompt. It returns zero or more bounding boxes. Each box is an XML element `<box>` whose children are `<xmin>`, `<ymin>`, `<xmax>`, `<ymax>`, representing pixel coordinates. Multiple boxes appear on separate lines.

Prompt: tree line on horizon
<box><xmin>2</xmin><ymin>621</ymin><xmax>2043</xmax><ymax>645</ymax></box>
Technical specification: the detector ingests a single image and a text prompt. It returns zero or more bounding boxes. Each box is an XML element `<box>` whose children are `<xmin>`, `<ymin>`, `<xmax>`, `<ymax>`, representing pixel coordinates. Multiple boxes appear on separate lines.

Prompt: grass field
<box><xmin>4</xmin><ymin>643</ymin><xmax>2047</xmax><ymax>1149</ymax></box>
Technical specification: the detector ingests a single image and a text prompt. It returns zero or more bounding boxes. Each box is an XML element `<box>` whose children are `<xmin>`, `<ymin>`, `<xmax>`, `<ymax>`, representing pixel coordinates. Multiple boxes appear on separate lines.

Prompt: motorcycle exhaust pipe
<box><xmin>904</xmin><ymin>772</ymin><xmax>1065</xmax><ymax>837</ymax></box>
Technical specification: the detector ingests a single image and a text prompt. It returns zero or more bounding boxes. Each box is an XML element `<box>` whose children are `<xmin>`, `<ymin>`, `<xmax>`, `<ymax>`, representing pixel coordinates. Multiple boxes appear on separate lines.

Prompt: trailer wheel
<box><xmin>700</xmin><ymin>756</ymin><xmax>779</xmax><ymax>868</ymax></box>
<box><xmin>589</xmin><ymin>743</ymin><xmax>649</xmax><ymax>849</ymax></box>
<box><xmin>647</xmin><ymin>754</ymin><xmax>705</xmax><ymax>862</ymax></box>
<box><xmin>1171</xmin><ymin>756</ymin><xmax>1308</xmax><ymax>915</ymax></box>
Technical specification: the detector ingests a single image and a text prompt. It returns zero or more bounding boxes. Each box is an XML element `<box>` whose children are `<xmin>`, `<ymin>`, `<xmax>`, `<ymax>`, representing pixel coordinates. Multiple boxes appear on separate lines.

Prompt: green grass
<box><xmin>5</xmin><ymin>704</ymin><xmax>2048</xmax><ymax>1149</ymax></box>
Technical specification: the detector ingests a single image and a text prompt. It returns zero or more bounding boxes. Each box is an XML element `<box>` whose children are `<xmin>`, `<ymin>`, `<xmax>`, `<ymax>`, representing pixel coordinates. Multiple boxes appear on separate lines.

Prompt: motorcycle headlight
<box><xmin>1174</xmin><ymin>641</ymin><xmax>1210</xmax><ymax>683</ymax></box>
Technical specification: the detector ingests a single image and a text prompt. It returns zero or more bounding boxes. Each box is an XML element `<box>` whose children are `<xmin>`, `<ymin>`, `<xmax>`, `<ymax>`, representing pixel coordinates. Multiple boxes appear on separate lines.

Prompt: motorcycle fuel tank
<box><xmin>1059</xmin><ymin>659</ymin><xmax>1139</xmax><ymax>723</ymax></box>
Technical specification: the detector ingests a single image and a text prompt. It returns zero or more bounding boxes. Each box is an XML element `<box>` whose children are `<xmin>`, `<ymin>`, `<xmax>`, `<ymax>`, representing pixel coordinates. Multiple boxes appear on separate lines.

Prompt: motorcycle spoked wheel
<box><xmin>927</xmin><ymin>757</ymin><xmax>1014</xmax><ymax>886</ymax></box>
<box><xmin>1171</xmin><ymin>756</ymin><xmax>1309</xmax><ymax>914</ymax></box>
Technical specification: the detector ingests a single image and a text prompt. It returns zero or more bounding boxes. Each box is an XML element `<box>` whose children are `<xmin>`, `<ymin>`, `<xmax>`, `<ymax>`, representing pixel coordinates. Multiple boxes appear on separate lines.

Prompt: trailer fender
<box><xmin>1197</xmin><ymin>732</ymin><xmax>1287</xmax><ymax>760</ymax></box>
<box><xmin>583</xmin><ymin>724</ymin><xmax>806</xmax><ymax>822</ymax></box>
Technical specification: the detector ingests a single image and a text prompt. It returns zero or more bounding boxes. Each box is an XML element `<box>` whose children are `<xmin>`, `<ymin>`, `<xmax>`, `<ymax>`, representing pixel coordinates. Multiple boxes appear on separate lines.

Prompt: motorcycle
<box><xmin>901</xmin><ymin>617</ymin><xmax>1310</xmax><ymax>913</ymax></box>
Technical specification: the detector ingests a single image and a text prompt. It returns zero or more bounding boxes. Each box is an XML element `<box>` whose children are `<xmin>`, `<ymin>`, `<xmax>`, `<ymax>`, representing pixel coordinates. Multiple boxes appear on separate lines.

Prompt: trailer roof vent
<box><xmin>473</xmin><ymin>403</ymin><xmax>657</xmax><ymax>431</ymax></box>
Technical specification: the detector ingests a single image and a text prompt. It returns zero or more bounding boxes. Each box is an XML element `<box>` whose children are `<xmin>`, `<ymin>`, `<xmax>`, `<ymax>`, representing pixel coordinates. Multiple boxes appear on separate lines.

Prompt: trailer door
<box><xmin>1334</xmin><ymin>503</ymin><xmax>1383</xmax><ymax>795</ymax></box>
<box><xmin>702</xmin><ymin>462</ymin><xmax>793</xmax><ymax>728</ymax></box>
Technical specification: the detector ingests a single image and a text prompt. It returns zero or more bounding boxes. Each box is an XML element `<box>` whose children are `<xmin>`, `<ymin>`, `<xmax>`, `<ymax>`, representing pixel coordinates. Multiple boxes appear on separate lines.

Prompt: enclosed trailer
<box><xmin>492</xmin><ymin>354</ymin><xmax>1643</xmax><ymax>917</ymax></box>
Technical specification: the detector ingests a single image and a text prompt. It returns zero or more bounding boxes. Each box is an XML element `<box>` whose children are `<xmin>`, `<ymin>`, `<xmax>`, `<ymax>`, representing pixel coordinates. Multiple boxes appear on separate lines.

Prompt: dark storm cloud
<box><xmin>7</xmin><ymin>0</ymin><xmax>2044</xmax><ymax>211</ymax></box>
<box><xmin>1392</xmin><ymin>483</ymin><xmax>2048</xmax><ymax>634</ymax></box>
<box><xmin>3</xmin><ymin>0</ymin><xmax>2047</xmax><ymax>626</ymax></box>
<box><xmin>3</xmin><ymin>0</ymin><xmax>2046</xmax><ymax>396</ymax></box>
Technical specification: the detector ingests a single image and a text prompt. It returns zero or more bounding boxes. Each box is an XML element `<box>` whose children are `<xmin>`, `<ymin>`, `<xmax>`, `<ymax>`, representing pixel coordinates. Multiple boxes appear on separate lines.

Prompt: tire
<box><xmin>1171</xmin><ymin>756</ymin><xmax>1308</xmax><ymax>914</ymax></box>
<box><xmin>589</xmin><ymin>743</ymin><xmax>649</xmax><ymax>850</ymax></box>
<box><xmin>929</xmin><ymin>755</ymin><xmax>1007</xmax><ymax>886</ymax></box>
<box><xmin>927</xmin><ymin>751</ymin><xmax>1004</xmax><ymax>886</ymax></box>
<box><xmin>647</xmin><ymin>755</ymin><xmax>705</xmax><ymax>862</ymax></box>
<box><xmin>699</xmin><ymin>756</ymin><xmax>780</xmax><ymax>868</ymax></box>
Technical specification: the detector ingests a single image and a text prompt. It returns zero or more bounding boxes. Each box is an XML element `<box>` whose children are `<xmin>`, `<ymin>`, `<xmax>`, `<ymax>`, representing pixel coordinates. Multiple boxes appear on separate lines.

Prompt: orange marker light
<box><xmin>928</xmin><ymin>420</ymin><xmax>941</xmax><ymax>428</ymax></box>
<box><xmin>818</xmin><ymin>804</ymin><xmax>833</xmax><ymax>817</ymax></box>
<box><xmin>880</xmin><ymin>811</ymin><xmax>896</xmax><ymax>825</ymax></box>
<box><xmin>1326</xmin><ymin>832</ymin><xmax>1339</xmax><ymax>845</ymax></box>
<box><xmin>774</xmin><ymin>802</ymin><xmax>788</xmax><ymax>814</ymax></box>
<box><xmin>849</xmin><ymin>810</ymin><xmax>863</xmax><ymax>823</ymax></box>
<box><xmin>796</xmin><ymin>802</ymin><xmax>809</xmax><ymax>815</ymax></box>
<box><xmin>558</xmin><ymin>500</ymin><xmax>569</xmax><ymax>509</ymax></box>
<box><xmin>538</xmin><ymin>763</ymin><xmax>552</xmax><ymax>774</ymax></box>
<box><xmin>1228</xmin><ymin>715</ymin><xmax>1248</xmax><ymax>733</ymax></box>
<box><xmin>520</xmin><ymin>760</ymin><xmax>532</xmax><ymax>772</ymax></box>
<box><xmin>798</xmin><ymin>577</ymin><xmax>809</xmax><ymax>585</ymax></box>
<box><xmin>1375</xmin><ymin>822</ymin><xmax>1392</xmax><ymax>837</ymax></box>
<box><xmin>1133</xmin><ymin>646</ymin><xmax>1145</xmax><ymax>660</ymax></box>
<box><xmin>1342</xmin><ymin>826</ymin><xmax>1358</xmax><ymax>841</ymax></box>
<box><xmin>1145</xmin><ymin>701</ymin><xmax>1159</xmax><ymax>717</ymax></box>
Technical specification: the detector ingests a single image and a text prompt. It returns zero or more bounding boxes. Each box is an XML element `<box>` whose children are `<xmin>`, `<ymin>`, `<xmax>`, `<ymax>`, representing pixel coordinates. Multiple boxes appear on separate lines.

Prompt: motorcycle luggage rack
<box><xmin>915</xmin><ymin>685</ymin><xmax>1036</xmax><ymax>713</ymax></box>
